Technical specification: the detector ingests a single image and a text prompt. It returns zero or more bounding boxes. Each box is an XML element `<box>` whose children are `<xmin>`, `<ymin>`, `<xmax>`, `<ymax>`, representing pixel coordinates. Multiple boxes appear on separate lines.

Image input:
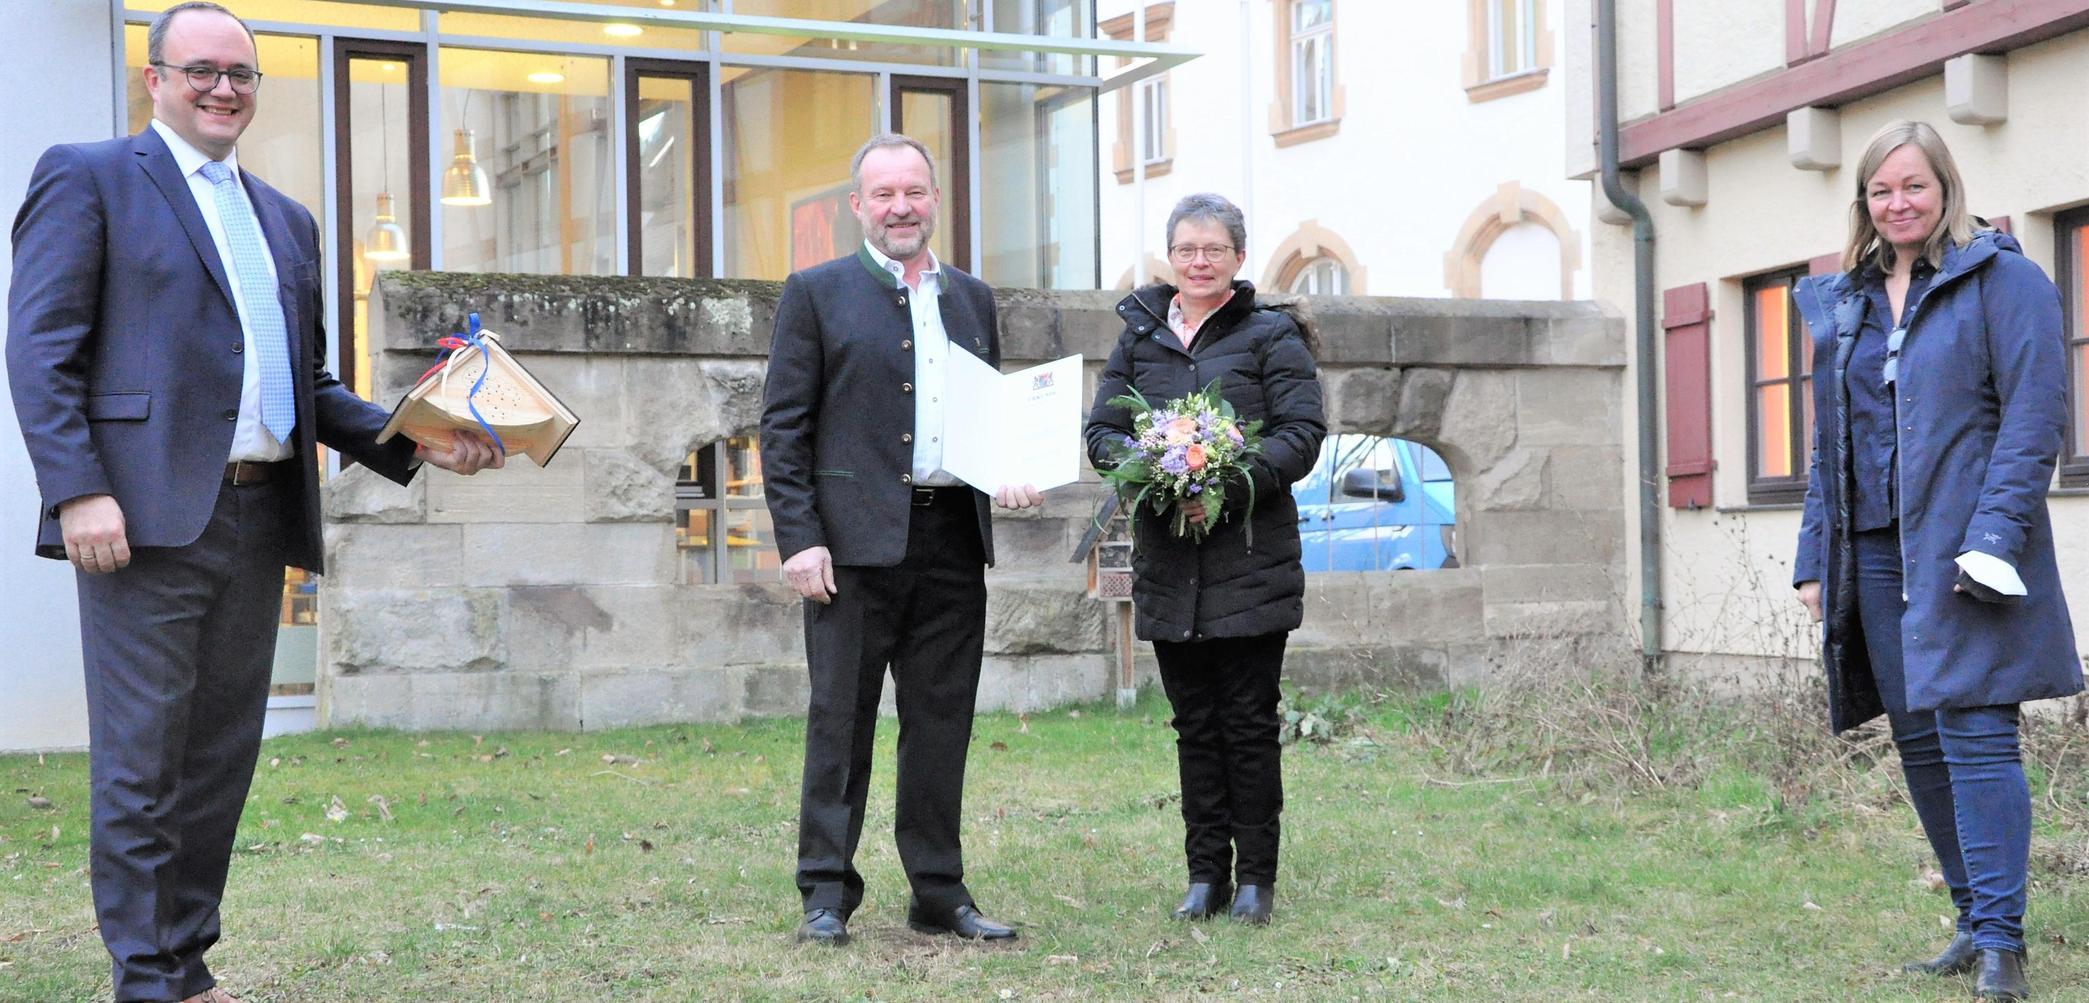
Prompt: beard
<box><xmin>869</xmin><ymin>212</ymin><xmax>935</xmax><ymax>260</ymax></box>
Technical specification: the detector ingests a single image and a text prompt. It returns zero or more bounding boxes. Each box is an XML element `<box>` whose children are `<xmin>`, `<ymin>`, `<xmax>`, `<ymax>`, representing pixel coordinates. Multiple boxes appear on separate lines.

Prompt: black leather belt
<box><xmin>911</xmin><ymin>485</ymin><xmax>968</xmax><ymax>507</ymax></box>
<box><xmin>224</xmin><ymin>460</ymin><xmax>287</xmax><ymax>485</ymax></box>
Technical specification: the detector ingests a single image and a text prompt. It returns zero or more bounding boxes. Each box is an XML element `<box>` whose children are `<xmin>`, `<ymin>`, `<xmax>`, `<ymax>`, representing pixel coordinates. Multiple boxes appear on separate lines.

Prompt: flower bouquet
<box><xmin>1099</xmin><ymin>382</ymin><xmax>1264</xmax><ymax>542</ymax></box>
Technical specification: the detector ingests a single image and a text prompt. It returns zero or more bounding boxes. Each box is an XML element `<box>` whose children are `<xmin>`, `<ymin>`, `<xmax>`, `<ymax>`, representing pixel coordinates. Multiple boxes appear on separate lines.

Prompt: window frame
<box><xmin>1744</xmin><ymin>267</ymin><xmax>1813</xmax><ymax>504</ymax></box>
<box><xmin>1485</xmin><ymin>0</ymin><xmax>1537</xmax><ymax>80</ymax></box>
<box><xmin>624</xmin><ymin>59</ymin><xmax>714</xmax><ymax>279</ymax></box>
<box><xmin>1290</xmin><ymin>0</ymin><xmax>1334</xmax><ymax>127</ymax></box>
<box><xmin>1461</xmin><ymin>0</ymin><xmax>1550</xmax><ymax>102</ymax></box>
<box><xmin>1288</xmin><ymin>257</ymin><xmax>1346</xmax><ymax>295</ymax></box>
<box><xmin>1137</xmin><ymin>74</ymin><xmax>1168</xmax><ymax>166</ymax></box>
<box><xmin>2056</xmin><ymin>208</ymin><xmax>2089</xmax><ymax>484</ymax></box>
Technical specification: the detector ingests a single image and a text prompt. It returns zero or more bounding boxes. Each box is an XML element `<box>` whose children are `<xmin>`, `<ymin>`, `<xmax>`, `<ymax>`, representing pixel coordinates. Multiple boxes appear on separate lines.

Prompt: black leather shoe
<box><xmin>795</xmin><ymin>908</ymin><xmax>849</xmax><ymax>945</ymax></box>
<box><xmin>1229</xmin><ymin>884</ymin><xmax>1274</xmax><ymax>925</ymax></box>
<box><xmin>1171</xmin><ymin>881</ymin><xmax>1231</xmax><ymax>920</ymax></box>
<box><xmin>907</xmin><ymin>902</ymin><xmax>1017</xmax><ymax>940</ymax></box>
<box><xmin>1975</xmin><ymin>948</ymin><xmax>2028</xmax><ymax>1001</ymax></box>
<box><xmin>1903</xmin><ymin>931</ymin><xmax>1978</xmax><ymax>975</ymax></box>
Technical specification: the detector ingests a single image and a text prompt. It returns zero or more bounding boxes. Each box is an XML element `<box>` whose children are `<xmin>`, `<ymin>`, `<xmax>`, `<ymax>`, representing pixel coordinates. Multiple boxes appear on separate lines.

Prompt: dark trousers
<box><xmin>1855</xmin><ymin>526</ymin><xmax>2030</xmax><ymax>954</ymax></box>
<box><xmin>77</xmin><ymin>479</ymin><xmax>289</xmax><ymax>1002</ymax></box>
<box><xmin>1153</xmin><ymin>632</ymin><xmax>1287</xmax><ymax>887</ymax></box>
<box><xmin>796</xmin><ymin>488</ymin><xmax>987</xmax><ymax>916</ymax></box>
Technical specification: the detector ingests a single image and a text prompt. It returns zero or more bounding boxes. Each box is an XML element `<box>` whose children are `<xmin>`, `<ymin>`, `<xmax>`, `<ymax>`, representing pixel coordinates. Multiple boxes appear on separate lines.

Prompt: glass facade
<box><xmin>980</xmin><ymin>82</ymin><xmax>1096</xmax><ymax>288</ymax></box>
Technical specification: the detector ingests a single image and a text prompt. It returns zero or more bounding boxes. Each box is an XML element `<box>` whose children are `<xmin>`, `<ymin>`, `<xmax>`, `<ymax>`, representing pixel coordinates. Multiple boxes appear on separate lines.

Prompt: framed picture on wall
<box><xmin>790</xmin><ymin>183</ymin><xmax>861</xmax><ymax>272</ymax></box>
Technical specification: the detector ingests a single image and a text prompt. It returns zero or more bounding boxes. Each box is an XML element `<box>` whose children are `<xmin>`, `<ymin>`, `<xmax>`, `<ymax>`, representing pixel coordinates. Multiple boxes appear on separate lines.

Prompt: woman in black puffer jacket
<box><xmin>1084</xmin><ymin>193</ymin><xmax>1326</xmax><ymax>926</ymax></box>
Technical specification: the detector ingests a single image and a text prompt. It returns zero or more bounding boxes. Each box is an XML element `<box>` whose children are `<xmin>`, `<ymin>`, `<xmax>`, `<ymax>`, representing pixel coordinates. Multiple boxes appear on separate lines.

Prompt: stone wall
<box><xmin>317</xmin><ymin>273</ymin><xmax>1628</xmax><ymax>730</ymax></box>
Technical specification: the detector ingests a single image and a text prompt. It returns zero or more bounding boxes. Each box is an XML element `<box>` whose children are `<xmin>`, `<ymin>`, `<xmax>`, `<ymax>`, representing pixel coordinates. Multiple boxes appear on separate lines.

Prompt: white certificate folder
<box><xmin>940</xmin><ymin>352</ymin><xmax>1084</xmax><ymax>493</ymax></box>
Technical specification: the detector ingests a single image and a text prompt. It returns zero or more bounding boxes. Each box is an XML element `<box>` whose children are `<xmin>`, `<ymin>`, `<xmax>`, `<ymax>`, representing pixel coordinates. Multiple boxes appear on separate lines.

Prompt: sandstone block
<box><xmin>586</xmin><ymin>449</ymin><xmax>676</xmax><ymax>522</ymax></box>
<box><xmin>1515</xmin><ymin>368</ymin><xmax>1621</xmax><ymax>446</ymax></box>
<box><xmin>1332</xmin><ymin>367</ymin><xmax>1398</xmax><ymax>436</ymax></box>
<box><xmin>326</xmin><ymin>588</ymin><xmax>505</xmax><ymax>673</ymax></box>
<box><xmin>581</xmin><ymin>667</ymin><xmax>744</xmax><ymax>728</ymax></box>
<box><xmin>463</xmin><ymin>523</ymin><xmax>680</xmax><ymax>586</ymax></box>
<box><xmin>427</xmin><ymin>453</ymin><xmax>586</xmax><ymax>524</ymax></box>
<box><xmin>984</xmin><ymin>582</ymin><xmax>1110</xmax><ymax>655</ymax></box>
<box><xmin>323</xmin><ymin>464</ymin><xmax>426</xmax><ymax>523</ymax></box>
<box><xmin>321</xmin><ymin>524</ymin><xmax>465</xmax><ymax>588</ymax></box>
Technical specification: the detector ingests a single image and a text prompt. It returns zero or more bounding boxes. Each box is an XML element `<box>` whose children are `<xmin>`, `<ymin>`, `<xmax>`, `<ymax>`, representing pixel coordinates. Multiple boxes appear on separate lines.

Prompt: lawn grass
<box><xmin>3</xmin><ymin>689</ymin><xmax>2087</xmax><ymax>1001</ymax></box>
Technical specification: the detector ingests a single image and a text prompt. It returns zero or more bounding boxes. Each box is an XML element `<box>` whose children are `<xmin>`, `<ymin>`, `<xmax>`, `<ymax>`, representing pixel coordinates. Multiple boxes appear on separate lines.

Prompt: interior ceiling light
<box><xmin>364</xmin><ymin>85</ymin><xmax>409</xmax><ymax>262</ymax></box>
<box><xmin>527</xmin><ymin>70</ymin><xmax>565</xmax><ymax>84</ymax></box>
<box><xmin>364</xmin><ymin>192</ymin><xmax>409</xmax><ymax>262</ymax></box>
<box><xmin>442</xmin><ymin>89</ymin><xmax>493</xmax><ymax>207</ymax></box>
<box><xmin>604</xmin><ymin>23</ymin><xmax>643</xmax><ymax>37</ymax></box>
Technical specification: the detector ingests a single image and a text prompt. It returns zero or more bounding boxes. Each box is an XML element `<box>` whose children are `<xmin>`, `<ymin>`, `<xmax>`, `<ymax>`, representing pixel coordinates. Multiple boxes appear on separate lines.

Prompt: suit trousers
<box><xmin>795</xmin><ymin>487</ymin><xmax>987</xmax><ymax>917</ymax></box>
<box><xmin>1855</xmin><ymin>526</ymin><xmax>2030</xmax><ymax>954</ymax></box>
<box><xmin>1154</xmin><ymin>632</ymin><xmax>1287</xmax><ymax>887</ymax></box>
<box><xmin>76</xmin><ymin>478</ymin><xmax>290</xmax><ymax>1002</ymax></box>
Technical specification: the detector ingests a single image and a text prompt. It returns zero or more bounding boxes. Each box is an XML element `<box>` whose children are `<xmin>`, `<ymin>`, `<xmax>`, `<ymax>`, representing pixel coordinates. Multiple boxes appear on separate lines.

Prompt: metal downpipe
<box><xmin>1596</xmin><ymin>0</ymin><xmax>1663</xmax><ymax>673</ymax></box>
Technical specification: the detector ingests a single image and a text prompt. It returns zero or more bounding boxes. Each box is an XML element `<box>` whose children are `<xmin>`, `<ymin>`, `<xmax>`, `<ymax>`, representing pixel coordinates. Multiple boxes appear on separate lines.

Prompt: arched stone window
<box><xmin>1443</xmin><ymin>181</ymin><xmax>1581</xmax><ymax>300</ymax></box>
<box><xmin>1112</xmin><ymin>254</ymin><xmax>1173</xmax><ymax>291</ymax></box>
<box><xmin>1262</xmin><ymin>221</ymin><xmax>1367</xmax><ymax>294</ymax></box>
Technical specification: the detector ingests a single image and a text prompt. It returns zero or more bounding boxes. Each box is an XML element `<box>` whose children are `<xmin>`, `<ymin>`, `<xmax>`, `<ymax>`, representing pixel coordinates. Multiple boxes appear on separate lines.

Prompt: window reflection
<box><xmin>723</xmin><ymin>66</ymin><xmax>874</xmax><ymax>280</ymax></box>
<box><xmin>980</xmin><ymin>82</ymin><xmax>1096</xmax><ymax>289</ymax></box>
<box><xmin>439</xmin><ymin>49</ymin><xmax>616</xmax><ymax>276</ymax></box>
<box><xmin>677</xmin><ymin>437</ymin><xmax>780</xmax><ymax>584</ymax></box>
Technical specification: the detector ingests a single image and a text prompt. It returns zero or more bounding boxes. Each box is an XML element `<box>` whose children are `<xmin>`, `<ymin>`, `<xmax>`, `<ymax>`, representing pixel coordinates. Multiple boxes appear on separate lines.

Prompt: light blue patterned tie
<box><xmin>199</xmin><ymin>160</ymin><xmax>295</xmax><ymax>444</ymax></box>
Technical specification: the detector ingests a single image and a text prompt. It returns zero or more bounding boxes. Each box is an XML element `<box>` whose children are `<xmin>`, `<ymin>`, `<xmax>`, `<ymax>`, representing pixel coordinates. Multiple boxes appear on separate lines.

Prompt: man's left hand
<box><xmin>993</xmin><ymin>484</ymin><xmax>1044</xmax><ymax>510</ymax></box>
<box><xmin>415</xmin><ymin>430</ymin><xmax>506</xmax><ymax>475</ymax></box>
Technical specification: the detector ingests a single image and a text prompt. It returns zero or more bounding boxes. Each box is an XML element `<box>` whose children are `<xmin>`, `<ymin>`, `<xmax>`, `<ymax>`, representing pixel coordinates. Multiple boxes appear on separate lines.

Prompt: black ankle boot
<box><xmin>1171</xmin><ymin>881</ymin><xmax>1230</xmax><ymax>920</ymax></box>
<box><xmin>1228</xmin><ymin>884</ymin><xmax>1273</xmax><ymax>925</ymax></box>
<box><xmin>1975</xmin><ymin>948</ymin><xmax>2028</xmax><ymax>1001</ymax></box>
<box><xmin>1903</xmin><ymin>931</ymin><xmax>1977</xmax><ymax>975</ymax></box>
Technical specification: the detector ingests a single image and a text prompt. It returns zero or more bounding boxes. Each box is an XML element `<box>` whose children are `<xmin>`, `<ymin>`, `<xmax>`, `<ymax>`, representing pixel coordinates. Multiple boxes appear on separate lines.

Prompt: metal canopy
<box><xmin>334</xmin><ymin>0</ymin><xmax>1197</xmax><ymax>90</ymax></box>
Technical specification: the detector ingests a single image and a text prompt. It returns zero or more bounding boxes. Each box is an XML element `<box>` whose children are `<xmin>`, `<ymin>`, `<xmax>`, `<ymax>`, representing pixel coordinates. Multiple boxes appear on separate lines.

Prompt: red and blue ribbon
<box><xmin>417</xmin><ymin>312</ymin><xmax>507</xmax><ymax>456</ymax></box>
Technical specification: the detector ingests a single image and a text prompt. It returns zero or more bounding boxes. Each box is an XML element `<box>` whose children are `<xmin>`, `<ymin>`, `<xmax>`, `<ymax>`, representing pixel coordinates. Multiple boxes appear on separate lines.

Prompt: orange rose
<box><xmin>1184</xmin><ymin>443</ymin><xmax>1207</xmax><ymax>471</ymax></box>
<box><xmin>1163</xmin><ymin>416</ymin><xmax>1198</xmax><ymax>444</ymax></box>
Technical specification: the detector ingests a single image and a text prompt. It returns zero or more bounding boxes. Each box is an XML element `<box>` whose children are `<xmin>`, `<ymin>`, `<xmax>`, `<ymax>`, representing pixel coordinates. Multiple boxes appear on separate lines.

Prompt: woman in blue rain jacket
<box><xmin>1791</xmin><ymin>120</ymin><xmax>2081</xmax><ymax>1001</ymax></box>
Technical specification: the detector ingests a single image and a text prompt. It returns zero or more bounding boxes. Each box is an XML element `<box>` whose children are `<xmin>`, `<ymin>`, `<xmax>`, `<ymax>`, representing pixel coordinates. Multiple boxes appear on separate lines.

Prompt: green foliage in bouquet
<box><xmin>1098</xmin><ymin>381</ymin><xmax>1266</xmax><ymax>543</ymax></box>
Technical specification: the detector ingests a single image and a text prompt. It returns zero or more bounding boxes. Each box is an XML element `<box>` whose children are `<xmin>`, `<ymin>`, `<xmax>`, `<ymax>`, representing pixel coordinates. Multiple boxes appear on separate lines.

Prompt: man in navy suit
<box><xmin>6</xmin><ymin>5</ymin><xmax>499</xmax><ymax>1000</ymax></box>
<box><xmin>761</xmin><ymin>134</ymin><xmax>1041</xmax><ymax>947</ymax></box>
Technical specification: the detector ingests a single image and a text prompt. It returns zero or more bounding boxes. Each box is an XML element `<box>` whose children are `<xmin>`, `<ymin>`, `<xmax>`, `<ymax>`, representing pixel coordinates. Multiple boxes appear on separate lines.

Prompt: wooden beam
<box><xmin>1786</xmin><ymin>0</ymin><xmax>1810</xmax><ymax>65</ymax></box>
<box><xmin>1809</xmin><ymin>0</ymin><xmax>1838</xmax><ymax>58</ymax></box>
<box><xmin>1620</xmin><ymin>0</ymin><xmax>2089</xmax><ymax>167</ymax></box>
<box><xmin>1656</xmin><ymin>0</ymin><xmax>1676</xmax><ymax>111</ymax></box>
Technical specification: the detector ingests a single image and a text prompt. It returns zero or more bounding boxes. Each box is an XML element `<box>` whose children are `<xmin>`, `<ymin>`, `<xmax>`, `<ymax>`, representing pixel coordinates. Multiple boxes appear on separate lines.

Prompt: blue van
<box><xmin>1290</xmin><ymin>435</ymin><xmax>1456</xmax><ymax>571</ymax></box>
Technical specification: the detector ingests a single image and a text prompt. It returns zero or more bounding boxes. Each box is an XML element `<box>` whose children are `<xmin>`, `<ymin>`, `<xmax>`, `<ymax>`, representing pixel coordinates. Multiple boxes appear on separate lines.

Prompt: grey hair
<box><xmin>849</xmin><ymin>133</ymin><xmax>938</xmax><ymax>193</ymax></box>
<box><xmin>147</xmin><ymin>1</ymin><xmax>256</xmax><ymax>65</ymax></box>
<box><xmin>1164</xmin><ymin>193</ymin><xmax>1247</xmax><ymax>254</ymax></box>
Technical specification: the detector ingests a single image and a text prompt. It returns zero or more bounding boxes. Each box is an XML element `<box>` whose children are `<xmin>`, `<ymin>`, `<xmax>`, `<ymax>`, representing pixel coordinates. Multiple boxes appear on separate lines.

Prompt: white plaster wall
<box><xmin>1830</xmin><ymin>0</ymin><xmax>1939</xmax><ymax>48</ymax></box>
<box><xmin>1587</xmin><ymin>35</ymin><xmax>2089</xmax><ymax>664</ymax></box>
<box><xmin>1481</xmin><ymin>221</ymin><xmax>1564</xmax><ymax>299</ymax></box>
<box><xmin>1671</xmin><ymin>0</ymin><xmax>1785</xmax><ymax>107</ymax></box>
<box><xmin>1097</xmin><ymin>0</ymin><xmax>1592</xmax><ymax>302</ymax></box>
<box><xmin>1</xmin><ymin>0</ymin><xmax>113</xmax><ymax>752</ymax></box>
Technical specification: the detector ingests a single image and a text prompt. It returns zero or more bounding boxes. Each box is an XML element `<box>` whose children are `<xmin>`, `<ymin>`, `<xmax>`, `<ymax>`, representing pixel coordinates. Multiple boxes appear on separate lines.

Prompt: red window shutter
<box><xmin>1662</xmin><ymin>283</ymin><xmax>1715</xmax><ymax>508</ymax></box>
<box><xmin>1809</xmin><ymin>252</ymin><xmax>1841</xmax><ymax>276</ymax></box>
<box><xmin>1990</xmin><ymin>215</ymin><xmax>2013</xmax><ymax>234</ymax></box>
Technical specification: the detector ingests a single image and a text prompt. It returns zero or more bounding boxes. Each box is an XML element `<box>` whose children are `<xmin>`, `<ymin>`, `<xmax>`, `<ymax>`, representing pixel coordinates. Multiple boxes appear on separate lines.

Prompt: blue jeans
<box><xmin>1854</xmin><ymin>526</ymin><xmax>2029</xmax><ymax>954</ymax></box>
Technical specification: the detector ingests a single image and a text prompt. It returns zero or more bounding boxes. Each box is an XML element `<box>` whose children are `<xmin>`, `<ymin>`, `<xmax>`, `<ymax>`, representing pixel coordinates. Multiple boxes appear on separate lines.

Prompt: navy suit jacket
<box><xmin>760</xmin><ymin>248</ymin><xmax>997</xmax><ymax>568</ymax></box>
<box><xmin>6</xmin><ymin>128</ymin><xmax>416</xmax><ymax>573</ymax></box>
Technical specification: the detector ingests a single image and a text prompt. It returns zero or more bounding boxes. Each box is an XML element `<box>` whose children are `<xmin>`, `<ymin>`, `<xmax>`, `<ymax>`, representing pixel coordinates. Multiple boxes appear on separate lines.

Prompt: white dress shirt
<box><xmin>150</xmin><ymin>119</ymin><xmax>291</xmax><ymax>463</ymax></box>
<box><xmin>863</xmin><ymin>240</ymin><xmax>960</xmax><ymax>487</ymax></box>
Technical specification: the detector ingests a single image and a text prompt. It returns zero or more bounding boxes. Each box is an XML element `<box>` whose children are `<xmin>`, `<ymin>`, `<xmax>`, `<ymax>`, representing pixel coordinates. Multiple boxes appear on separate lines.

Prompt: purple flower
<box><xmin>1160</xmin><ymin>446</ymin><xmax>1189</xmax><ymax>475</ymax></box>
<box><xmin>1188</xmin><ymin>481</ymin><xmax>1204</xmax><ymax>495</ymax></box>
